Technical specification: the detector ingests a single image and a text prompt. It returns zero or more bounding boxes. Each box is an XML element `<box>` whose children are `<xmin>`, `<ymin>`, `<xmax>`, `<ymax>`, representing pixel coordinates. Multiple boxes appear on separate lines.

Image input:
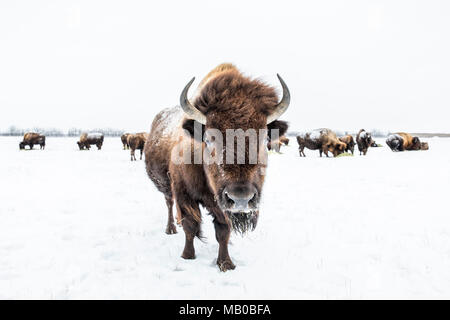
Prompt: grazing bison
<box><xmin>267</xmin><ymin>135</ymin><xmax>290</xmax><ymax>152</ymax></box>
<box><xmin>339</xmin><ymin>135</ymin><xmax>355</xmax><ymax>155</ymax></box>
<box><xmin>121</xmin><ymin>133</ymin><xmax>130</xmax><ymax>149</ymax></box>
<box><xmin>19</xmin><ymin>132</ymin><xmax>45</xmax><ymax>150</ymax></box>
<box><xmin>77</xmin><ymin>133</ymin><xmax>104</xmax><ymax>150</ymax></box>
<box><xmin>386</xmin><ymin>132</ymin><xmax>428</xmax><ymax>152</ymax></box>
<box><xmin>297</xmin><ymin>129</ymin><xmax>346</xmax><ymax>157</ymax></box>
<box><xmin>127</xmin><ymin>132</ymin><xmax>147</xmax><ymax>161</ymax></box>
<box><xmin>144</xmin><ymin>63</ymin><xmax>290</xmax><ymax>271</ymax></box>
<box><xmin>356</xmin><ymin>129</ymin><xmax>373</xmax><ymax>155</ymax></box>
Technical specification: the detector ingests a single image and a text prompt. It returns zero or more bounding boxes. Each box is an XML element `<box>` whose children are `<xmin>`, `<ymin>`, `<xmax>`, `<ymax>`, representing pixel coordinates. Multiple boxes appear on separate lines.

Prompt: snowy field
<box><xmin>1</xmin><ymin>136</ymin><xmax>450</xmax><ymax>299</ymax></box>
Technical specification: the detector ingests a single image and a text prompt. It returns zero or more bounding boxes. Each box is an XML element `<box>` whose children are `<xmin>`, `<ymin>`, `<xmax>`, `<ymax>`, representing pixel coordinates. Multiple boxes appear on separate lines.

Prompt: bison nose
<box><xmin>223</xmin><ymin>183</ymin><xmax>258</xmax><ymax>212</ymax></box>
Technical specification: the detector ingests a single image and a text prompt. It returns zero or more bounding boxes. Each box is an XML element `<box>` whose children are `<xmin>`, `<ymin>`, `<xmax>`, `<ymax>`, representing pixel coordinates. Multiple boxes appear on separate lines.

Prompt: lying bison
<box><xmin>127</xmin><ymin>132</ymin><xmax>147</xmax><ymax>161</ymax></box>
<box><xmin>77</xmin><ymin>133</ymin><xmax>104</xmax><ymax>150</ymax></box>
<box><xmin>386</xmin><ymin>132</ymin><xmax>428</xmax><ymax>152</ymax></box>
<box><xmin>297</xmin><ymin>129</ymin><xmax>346</xmax><ymax>157</ymax></box>
<box><xmin>19</xmin><ymin>132</ymin><xmax>45</xmax><ymax>150</ymax></box>
<box><xmin>144</xmin><ymin>63</ymin><xmax>290</xmax><ymax>271</ymax></box>
<box><xmin>356</xmin><ymin>129</ymin><xmax>373</xmax><ymax>155</ymax></box>
<box><xmin>267</xmin><ymin>134</ymin><xmax>290</xmax><ymax>152</ymax></box>
<box><xmin>121</xmin><ymin>133</ymin><xmax>130</xmax><ymax>149</ymax></box>
<box><xmin>339</xmin><ymin>134</ymin><xmax>355</xmax><ymax>155</ymax></box>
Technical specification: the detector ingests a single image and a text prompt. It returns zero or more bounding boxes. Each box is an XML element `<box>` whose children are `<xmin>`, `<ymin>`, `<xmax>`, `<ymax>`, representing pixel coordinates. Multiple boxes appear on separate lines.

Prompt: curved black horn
<box><xmin>179</xmin><ymin>77</ymin><xmax>206</xmax><ymax>125</ymax></box>
<box><xmin>267</xmin><ymin>74</ymin><xmax>291</xmax><ymax>124</ymax></box>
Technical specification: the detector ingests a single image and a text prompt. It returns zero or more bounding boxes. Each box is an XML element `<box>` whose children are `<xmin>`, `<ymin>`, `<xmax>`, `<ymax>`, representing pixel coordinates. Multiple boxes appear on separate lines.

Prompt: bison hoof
<box><xmin>181</xmin><ymin>251</ymin><xmax>196</xmax><ymax>260</ymax></box>
<box><xmin>165</xmin><ymin>224</ymin><xmax>177</xmax><ymax>235</ymax></box>
<box><xmin>217</xmin><ymin>259</ymin><xmax>236</xmax><ymax>272</ymax></box>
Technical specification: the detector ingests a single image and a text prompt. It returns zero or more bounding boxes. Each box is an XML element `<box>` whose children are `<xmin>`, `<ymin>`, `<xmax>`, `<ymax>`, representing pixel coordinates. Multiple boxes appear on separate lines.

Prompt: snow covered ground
<box><xmin>1</xmin><ymin>136</ymin><xmax>450</xmax><ymax>299</ymax></box>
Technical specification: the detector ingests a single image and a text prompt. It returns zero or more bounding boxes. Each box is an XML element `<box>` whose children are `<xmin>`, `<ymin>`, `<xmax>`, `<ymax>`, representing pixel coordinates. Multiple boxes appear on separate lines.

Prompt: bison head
<box><xmin>411</xmin><ymin>137</ymin><xmax>422</xmax><ymax>150</ymax></box>
<box><xmin>179</xmin><ymin>72</ymin><xmax>290</xmax><ymax>233</ymax></box>
<box><xmin>19</xmin><ymin>142</ymin><xmax>25</xmax><ymax>150</ymax></box>
<box><xmin>420</xmin><ymin>142</ymin><xmax>429</xmax><ymax>150</ymax></box>
<box><xmin>77</xmin><ymin>141</ymin><xmax>83</xmax><ymax>150</ymax></box>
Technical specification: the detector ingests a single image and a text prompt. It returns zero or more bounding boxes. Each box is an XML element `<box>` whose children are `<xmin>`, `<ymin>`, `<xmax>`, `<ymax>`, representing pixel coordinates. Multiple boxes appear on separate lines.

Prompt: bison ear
<box><xmin>267</xmin><ymin>120</ymin><xmax>289</xmax><ymax>140</ymax></box>
<box><xmin>182</xmin><ymin>119</ymin><xmax>205</xmax><ymax>142</ymax></box>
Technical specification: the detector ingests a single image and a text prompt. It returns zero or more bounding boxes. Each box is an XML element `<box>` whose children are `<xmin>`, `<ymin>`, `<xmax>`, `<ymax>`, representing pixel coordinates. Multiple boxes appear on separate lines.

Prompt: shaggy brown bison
<box><xmin>386</xmin><ymin>132</ymin><xmax>428</xmax><ymax>152</ymax></box>
<box><xmin>127</xmin><ymin>132</ymin><xmax>147</xmax><ymax>161</ymax></box>
<box><xmin>144</xmin><ymin>63</ymin><xmax>290</xmax><ymax>271</ymax></box>
<box><xmin>297</xmin><ymin>129</ymin><xmax>346</xmax><ymax>157</ymax></box>
<box><xmin>77</xmin><ymin>133</ymin><xmax>104</xmax><ymax>150</ymax></box>
<box><xmin>356</xmin><ymin>129</ymin><xmax>373</xmax><ymax>155</ymax></box>
<box><xmin>121</xmin><ymin>133</ymin><xmax>130</xmax><ymax>149</ymax></box>
<box><xmin>339</xmin><ymin>135</ymin><xmax>355</xmax><ymax>155</ymax></box>
<box><xmin>267</xmin><ymin>135</ymin><xmax>290</xmax><ymax>152</ymax></box>
<box><xmin>19</xmin><ymin>132</ymin><xmax>45</xmax><ymax>150</ymax></box>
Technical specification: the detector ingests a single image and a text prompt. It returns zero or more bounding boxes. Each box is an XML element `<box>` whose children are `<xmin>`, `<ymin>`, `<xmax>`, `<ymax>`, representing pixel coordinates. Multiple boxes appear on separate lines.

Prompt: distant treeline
<box><xmin>0</xmin><ymin>126</ymin><xmax>125</xmax><ymax>137</ymax></box>
<box><xmin>288</xmin><ymin>129</ymin><xmax>390</xmax><ymax>138</ymax></box>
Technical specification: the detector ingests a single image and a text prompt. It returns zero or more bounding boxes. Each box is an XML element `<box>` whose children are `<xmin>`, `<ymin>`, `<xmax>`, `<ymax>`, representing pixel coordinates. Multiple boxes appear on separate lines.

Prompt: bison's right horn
<box><xmin>266</xmin><ymin>74</ymin><xmax>291</xmax><ymax>124</ymax></box>
<box><xmin>180</xmin><ymin>77</ymin><xmax>207</xmax><ymax>125</ymax></box>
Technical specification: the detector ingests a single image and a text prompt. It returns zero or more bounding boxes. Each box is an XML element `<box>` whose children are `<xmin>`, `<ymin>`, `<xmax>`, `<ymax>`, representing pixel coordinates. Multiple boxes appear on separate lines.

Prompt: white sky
<box><xmin>1</xmin><ymin>0</ymin><xmax>449</xmax><ymax>133</ymax></box>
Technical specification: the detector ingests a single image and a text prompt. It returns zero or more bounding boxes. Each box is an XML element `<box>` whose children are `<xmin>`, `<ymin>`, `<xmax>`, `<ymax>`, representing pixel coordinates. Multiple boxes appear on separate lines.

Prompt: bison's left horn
<box><xmin>180</xmin><ymin>77</ymin><xmax>207</xmax><ymax>125</ymax></box>
<box><xmin>266</xmin><ymin>74</ymin><xmax>291</xmax><ymax>124</ymax></box>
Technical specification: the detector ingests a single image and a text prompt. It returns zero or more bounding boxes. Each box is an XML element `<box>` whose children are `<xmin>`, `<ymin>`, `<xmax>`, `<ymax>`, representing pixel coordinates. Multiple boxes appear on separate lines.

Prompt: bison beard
<box><xmin>227</xmin><ymin>211</ymin><xmax>258</xmax><ymax>235</ymax></box>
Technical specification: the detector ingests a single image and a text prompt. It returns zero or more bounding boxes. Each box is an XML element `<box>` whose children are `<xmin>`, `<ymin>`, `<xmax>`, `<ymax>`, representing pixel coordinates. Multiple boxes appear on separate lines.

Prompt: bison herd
<box><xmin>15</xmin><ymin>63</ymin><xmax>431</xmax><ymax>272</ymax></box>
<box><xmin>292</xmin><ymin>129</ymin><xmax>428</xmax><ymax>157</ymax></box>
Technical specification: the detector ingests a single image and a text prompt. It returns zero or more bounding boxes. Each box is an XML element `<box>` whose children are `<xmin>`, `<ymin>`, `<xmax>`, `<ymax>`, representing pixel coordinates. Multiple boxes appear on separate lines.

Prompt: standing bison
<box><xmin>297</xmin><ymin>129</ymin><xmax>346</xmax><ymax>157</ymax></box>
<box><xmin>356</xmin><ymin>129</ymin><xmax>373</xmax><ymax>155</ymax></box>
<box><xmin>339</xmin><ymin>134</ymin><xmax>355</xmax><ymax>155</ymax></box>
<box><xmin>144</xmin><ymin>63</ymin><xmax>290</xmax><ymax>271</ymax></box>
<box><xmin>127</xmin><ymin>132</ymin><xmax>147</xmax><ymax>161</ymax></box>
<box><xmin>121</xmin><ymin>133</ymin><xmax>130</xmax><ymax>149</ymax></box>
<box><xmin>386</xmin><ymin>132</ymin><xmax>428</xmax><ymax>152</ymax></box>
<box><xmin>19</xmin><ymin>132</ymin><xmax>45</xmax><ymax>150</ymax></box>
<box><xmin>267</xmin><ymin>134</ymin><xmax>290</xmax><ymax>152</ymax></box>
<box><xmin>77</xmin><ymin>133</ymin><xmax>104</xmax><ymax>150</ymax></box>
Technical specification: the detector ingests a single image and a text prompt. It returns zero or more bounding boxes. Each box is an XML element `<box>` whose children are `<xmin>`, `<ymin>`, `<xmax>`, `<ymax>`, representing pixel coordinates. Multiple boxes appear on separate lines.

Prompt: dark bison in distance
<box><xmin>267</xmin><ymin>134</ymin><xmax>289</xmax><ymax>152</ymax></box>
<box><xmin>386</xmin><ymin>132</ymin><xmax>429</xmax><ymax>152</ymax></box>
<box><xmin>127</xmin><ymin>132</ymin><xmax>147</xmax><ymax>161</ymax></box>
<box><xmin>77</xmin><ymin>133</ymin><xmax>104</xmax><ymax>150</ymax></box>
<box><xmin>121</xmin><ymin>133</ymin><xmax>130</xmax><ymax>149</ymax></box>
<box><xmin>297</xmin><ymin>129</ymin><xmax>346</xmax><ymax>157</ymax></box>
<box><xmin>19</xmin><ymin>132</ymin><xmax>45</xmax><ymax>150</ymax></box>
<box><xmin>144</xmin><ymin>63</ymin><xmax>290</xmax><ymax>271</ymax></box>
<box><xmin>339</xmin><ymin>134</ymin><xmax>355</xmax><ymax>155</ymax></box>
<box><xmin>356</xmin><ymin>129</ymin><xmax>373</xmax><ymax>155</ymax></box>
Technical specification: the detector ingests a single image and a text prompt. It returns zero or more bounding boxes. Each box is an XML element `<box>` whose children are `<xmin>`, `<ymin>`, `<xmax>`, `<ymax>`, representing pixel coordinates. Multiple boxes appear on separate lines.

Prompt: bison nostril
<box><xmin>224</xmin><ymin>191</ymin><xmax>235</xmax><ymax>206</ymax></box>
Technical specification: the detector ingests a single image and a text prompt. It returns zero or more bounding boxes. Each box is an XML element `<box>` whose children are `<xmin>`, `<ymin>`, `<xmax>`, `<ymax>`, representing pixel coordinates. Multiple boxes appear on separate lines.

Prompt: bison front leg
<box><xmin>177</xmin><ymin>200</ymin><xmax>201</xmax><ymax>260</ymax></box>
<box><xmin>214</xmin><ymin>219</ymin><xmax>235</xmax><ymax>272</ymax></box>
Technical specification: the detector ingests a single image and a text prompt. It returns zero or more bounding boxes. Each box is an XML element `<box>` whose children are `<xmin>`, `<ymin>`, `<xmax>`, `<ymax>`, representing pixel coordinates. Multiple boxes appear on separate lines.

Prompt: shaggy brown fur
<box><xmin>386</xmin><ymin>132</ymin><xmax>427</xmax><ymax>152</ymax></box>
<box><xmin>77</xmin><ymin>133</ymin><xmax>104</xmax><ymax>150</ymax></box>
<box><xmin>297</xmin><ymin>129</ymin><xmax>345</xmax><ymax>157</ymax></box>
<box><xmin>321</xmin><ymin>129</ymin><xmax>346</xmax><ymax>157</ymax></box>
<box><xmin>397</xmin><ymin>132</ymin><xmax>423</xmax><ymax>151</ymax></box>
<box><xmin>144</xmin><ymin>64</ymin><xmax>289</xmax><ymax>271</ymax></box>
<box><xmin>121</xmin><ymin>133</ymin><xmax>130</xmax><ymax>149</ymax></box>
<box><xmin>339</xmin><ymin>135</ymin><xmax>355</xmax><ymax>154</ymax></box>
<box><xmin>356</xmin><ymin>129</ymin><xmax>373</xmax><ymax>155</ymax></box>
<box><xmin>127</xmin><ymin>132</ymin><xmax>147</xmax><ymax>161</ymax></box>
<box><xmin>19</xmin><ymin>132</ymin><xmax>45</xmax><ymax>150</ymax></box>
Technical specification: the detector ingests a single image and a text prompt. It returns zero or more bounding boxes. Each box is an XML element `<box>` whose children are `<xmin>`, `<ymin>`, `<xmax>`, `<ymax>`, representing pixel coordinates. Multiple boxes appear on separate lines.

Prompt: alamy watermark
<box><xmin>170</xmin><ymin>121</ymin><xmax>280</xmax><ymax>166</ymax></box>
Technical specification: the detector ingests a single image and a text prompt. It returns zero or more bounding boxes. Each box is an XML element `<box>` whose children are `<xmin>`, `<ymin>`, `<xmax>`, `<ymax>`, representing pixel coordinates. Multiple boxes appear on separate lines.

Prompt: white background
<box><xmin>1</xmin><ymin>0</ymin><xmax>449</xmax><ymax>132</ymax></box>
